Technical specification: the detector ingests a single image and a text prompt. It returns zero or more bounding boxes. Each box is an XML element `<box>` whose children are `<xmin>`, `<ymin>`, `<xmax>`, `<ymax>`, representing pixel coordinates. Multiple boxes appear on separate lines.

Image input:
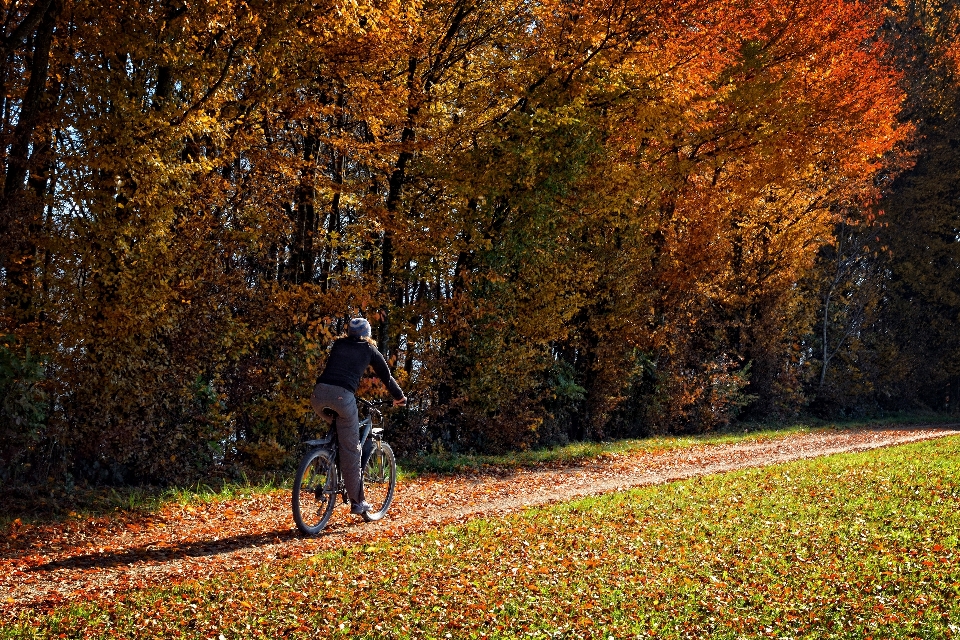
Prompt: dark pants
<box><xmin>310</xmin><ymin>383</ymin><xmax>370</xmax><ymax>505</ymax></box>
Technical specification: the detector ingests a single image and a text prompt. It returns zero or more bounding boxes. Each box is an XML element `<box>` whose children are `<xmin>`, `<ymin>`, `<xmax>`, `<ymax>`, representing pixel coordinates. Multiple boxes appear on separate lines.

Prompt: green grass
<box><xmin>8</xmin><ymin>435</ymin><xmax>960</xmax><ymax>639</ymax></box>
<box><xmin>3</xmin><ymin>412</ymin><xmax>955</xmax><ymax>529</ymax></box>
<box><xmin>400</xmin><ymin>411</ymin><xmax>959</xmax><ymax>475</ymax></box>
<box><xmin>0</xmin><ymin>474</ymin><xmax>288</xmax><ymax>529</ymax></box>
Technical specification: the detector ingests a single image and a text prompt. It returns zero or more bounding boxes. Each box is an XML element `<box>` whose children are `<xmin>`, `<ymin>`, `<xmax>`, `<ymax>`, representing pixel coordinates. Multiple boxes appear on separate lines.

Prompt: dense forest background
<box><xmin>1</xmin><ymin>0</ymin><xmax>958</xmax><ymax>486</ymax></box>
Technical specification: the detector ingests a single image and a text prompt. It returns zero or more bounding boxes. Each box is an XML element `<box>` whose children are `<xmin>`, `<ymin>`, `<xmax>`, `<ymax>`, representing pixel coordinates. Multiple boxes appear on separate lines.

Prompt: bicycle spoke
<box><xmin>362</xmin><ymin>441</ymin><xmax>396</xmax><ymax>522</ymax></box>
<box><xmin>293</xmin><ymin>449</ymin><xmax>337</xmax><ymax>535</ymax></box>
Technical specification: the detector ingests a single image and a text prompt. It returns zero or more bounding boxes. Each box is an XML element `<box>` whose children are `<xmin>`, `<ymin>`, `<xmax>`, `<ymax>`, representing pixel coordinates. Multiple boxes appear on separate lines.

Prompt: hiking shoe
<box><xmin>350</xmin><ymin>501</ymin><xmax>372</xmax><ymax>515</ymax></box>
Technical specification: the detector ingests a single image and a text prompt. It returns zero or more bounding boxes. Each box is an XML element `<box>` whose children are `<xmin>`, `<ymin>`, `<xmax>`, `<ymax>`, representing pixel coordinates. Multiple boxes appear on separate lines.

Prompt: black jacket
<box><xmin>316</xmin><ymin>337</ymin><xmax>404</xmax><ymax>399</ymax></box>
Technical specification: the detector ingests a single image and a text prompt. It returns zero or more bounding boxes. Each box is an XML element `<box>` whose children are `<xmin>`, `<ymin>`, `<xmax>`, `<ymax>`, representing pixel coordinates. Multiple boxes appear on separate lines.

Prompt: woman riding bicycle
<box><xmin>311</xmin><ymin>317</ymin><xmax>406</xmax><ymax>517</ymax></box>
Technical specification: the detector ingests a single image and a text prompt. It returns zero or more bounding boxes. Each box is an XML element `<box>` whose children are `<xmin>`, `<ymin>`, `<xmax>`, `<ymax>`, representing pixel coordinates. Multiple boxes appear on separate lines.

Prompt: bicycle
<box><xmin>292</xmin><ymin>397</ymin><xmax>398</xmax><ymax>535</ymax></box>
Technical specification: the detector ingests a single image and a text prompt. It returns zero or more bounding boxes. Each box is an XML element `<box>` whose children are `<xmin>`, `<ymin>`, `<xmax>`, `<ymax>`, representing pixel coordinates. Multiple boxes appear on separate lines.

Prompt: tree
<box><xmin>810</xmin><ymin>0</ymin><xmax>960</xmax><ymax>415</ymax></box>
<box><xmin>0</xmin><ymin>0</ymin><xmax>911</xmax><ymax>483</ymax></box>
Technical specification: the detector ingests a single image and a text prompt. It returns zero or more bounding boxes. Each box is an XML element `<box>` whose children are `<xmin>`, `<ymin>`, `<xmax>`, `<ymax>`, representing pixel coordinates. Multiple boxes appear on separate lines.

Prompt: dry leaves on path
<box><xmin>2</xmin><ymin>426</ymin><xmax>957</xmax><ymax>616</ymax></box>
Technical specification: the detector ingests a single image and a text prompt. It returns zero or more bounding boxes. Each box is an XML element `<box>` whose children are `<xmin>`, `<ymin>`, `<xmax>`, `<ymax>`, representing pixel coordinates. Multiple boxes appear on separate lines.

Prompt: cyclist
<box><xmin>310</xmin><ymin>317</ymin><xmax>406</xmax><ymax>516</ymax></box>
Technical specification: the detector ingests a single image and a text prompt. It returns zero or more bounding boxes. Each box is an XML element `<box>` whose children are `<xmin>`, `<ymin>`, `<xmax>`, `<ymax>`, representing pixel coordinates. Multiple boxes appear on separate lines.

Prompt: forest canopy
<box><xmin>1</xmin><ymin>0</ymin><xmax>957</xmax><ymax>485</ymax></box>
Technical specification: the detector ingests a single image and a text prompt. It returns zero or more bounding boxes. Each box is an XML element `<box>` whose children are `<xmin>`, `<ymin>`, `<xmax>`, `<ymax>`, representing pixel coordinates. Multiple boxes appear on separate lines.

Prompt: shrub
<box><xmin>0</xmin><ymin>337</ymin><xmax>48</xmax><ymax>482</ymax></box>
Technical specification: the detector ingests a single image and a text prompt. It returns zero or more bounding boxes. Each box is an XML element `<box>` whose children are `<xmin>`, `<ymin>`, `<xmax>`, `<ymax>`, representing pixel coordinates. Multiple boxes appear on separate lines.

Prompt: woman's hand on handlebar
<box><xmin>394</xmin><ymin>396</ymin><xmax>407</xmax><ymax>407</ymax></box>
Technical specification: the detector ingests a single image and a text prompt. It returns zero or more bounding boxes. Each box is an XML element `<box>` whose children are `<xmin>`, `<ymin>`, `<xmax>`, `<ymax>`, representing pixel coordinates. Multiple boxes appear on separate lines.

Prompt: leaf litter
<box><xmin>1</xmin><ymin>425</ymin><xmax>956</xmax><ymax>617</ymax></box>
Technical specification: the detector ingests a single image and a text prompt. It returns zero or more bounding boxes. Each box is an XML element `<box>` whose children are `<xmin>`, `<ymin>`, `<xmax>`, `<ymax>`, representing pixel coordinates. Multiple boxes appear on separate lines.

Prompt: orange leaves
<box><xmin>3</xmin><ymin>429</ymin><xmax>959</xmax><ymax>637</ymax></box>
<box><xmin>0</xmin><ymin>0</ymin><xmax>921</xmax><ymax>486</ymax></box>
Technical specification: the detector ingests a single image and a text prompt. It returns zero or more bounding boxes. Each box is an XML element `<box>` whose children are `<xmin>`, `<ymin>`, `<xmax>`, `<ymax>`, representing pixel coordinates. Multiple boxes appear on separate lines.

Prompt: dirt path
<box><xmin>3</xmin><ymin>425</ymin><xmax>958</xmax><ymax>615</ymax></box>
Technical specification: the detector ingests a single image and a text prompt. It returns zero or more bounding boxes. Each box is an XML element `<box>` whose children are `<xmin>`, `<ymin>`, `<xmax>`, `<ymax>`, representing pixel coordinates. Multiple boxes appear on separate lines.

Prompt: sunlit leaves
<box><xmin>7</xmin><ymin>436</ymin><xmax>960</xmax><ymax>638</ymax></box>
<box><xmin>0</xmin><ymin>0</ymin><xmax>914</xmax><ymax>480</ymax></box>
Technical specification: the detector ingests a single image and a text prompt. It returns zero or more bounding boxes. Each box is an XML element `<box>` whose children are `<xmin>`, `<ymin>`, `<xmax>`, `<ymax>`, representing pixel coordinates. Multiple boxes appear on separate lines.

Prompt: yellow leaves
<box><xmin>1</xmin><ymin>0</ymin><xmax>917</xmax><ymax>488</ymax></box>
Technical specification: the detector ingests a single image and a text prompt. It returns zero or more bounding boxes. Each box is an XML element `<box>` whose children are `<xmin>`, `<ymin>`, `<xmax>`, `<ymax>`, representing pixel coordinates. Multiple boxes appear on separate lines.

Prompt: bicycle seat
<box><xmin>319</xmin><ymin>407</ymin><xmax>339</xmax><ymax>424</ymax></box>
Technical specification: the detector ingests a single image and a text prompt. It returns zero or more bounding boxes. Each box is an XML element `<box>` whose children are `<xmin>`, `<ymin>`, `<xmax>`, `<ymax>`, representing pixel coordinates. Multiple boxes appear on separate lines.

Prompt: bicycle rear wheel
<box><xmin>362</xmin><ymin>441</ymin><xmax>396</xmax><ymax>522</ymax></box>
<box><xmin>292</xmin><ymin>448</ymin><xmax>337</xmax><ymax>535</ymax></box>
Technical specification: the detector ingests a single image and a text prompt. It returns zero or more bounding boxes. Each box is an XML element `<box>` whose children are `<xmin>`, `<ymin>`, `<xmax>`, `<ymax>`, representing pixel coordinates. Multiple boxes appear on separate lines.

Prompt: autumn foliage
<box><xmin>0</xmin><ymin>0</ymin><xmax>940</xmax><ymax>485</ymax></box>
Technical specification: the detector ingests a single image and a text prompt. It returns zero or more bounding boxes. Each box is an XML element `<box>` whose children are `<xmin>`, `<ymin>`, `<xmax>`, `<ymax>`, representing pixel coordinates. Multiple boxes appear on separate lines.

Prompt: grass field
<box><xmin>6</xmin><ymin>434</ymin><xmax>959</xmax><ymax>639</ymax></box>
<box><xmin>6</xmin><ymin>412</ymin><xmax>953</xmax><ymax>528</ymax></box>
<box><xmin>398</xmin><ymin>412</ymin><xmax>955</xmax><ymax>475</ymax></box>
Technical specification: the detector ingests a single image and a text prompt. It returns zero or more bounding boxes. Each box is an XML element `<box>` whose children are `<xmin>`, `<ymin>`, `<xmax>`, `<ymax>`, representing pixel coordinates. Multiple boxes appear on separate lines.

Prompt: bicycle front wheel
<box><xmin>292</xmin><ymin>448</ymin><xmax>337</xmax><ymax>535</ymax></box>
<box><xmin>362</xmin><ymin>441</ymin><xmax>396</xmax><ymax>522</ymax></box>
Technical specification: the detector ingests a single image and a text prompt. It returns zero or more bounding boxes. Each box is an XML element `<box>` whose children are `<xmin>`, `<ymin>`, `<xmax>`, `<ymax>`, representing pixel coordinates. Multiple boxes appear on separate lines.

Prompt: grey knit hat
<box><xmin>347</xmin><ymin>317</ymin><xmax>371</xmax><ymax>338</ymax></box>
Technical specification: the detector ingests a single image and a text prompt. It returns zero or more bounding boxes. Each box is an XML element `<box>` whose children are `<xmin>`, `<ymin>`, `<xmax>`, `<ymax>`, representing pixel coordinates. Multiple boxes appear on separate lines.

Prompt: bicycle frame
<box><xmin>303</xmin><ymin>401</ymin><xmax>384</xmax><ymax>451</ymax></box>
<box><xmin>292</xmin><ymin>398</ymin><xmax>398</xmax><ymax>534</ymax></box>
<box><xmin>301</xmin><ymin>400</ymin><xmax>386</xmax><ymax>499</ymax></box>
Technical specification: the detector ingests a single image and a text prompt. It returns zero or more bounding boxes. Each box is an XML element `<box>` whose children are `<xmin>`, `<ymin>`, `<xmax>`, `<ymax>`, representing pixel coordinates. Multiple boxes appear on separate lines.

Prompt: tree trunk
<box><xmin>1</xmin><ymin>0</ymin><xmax>59</xmax><ymax>323</ymax></box>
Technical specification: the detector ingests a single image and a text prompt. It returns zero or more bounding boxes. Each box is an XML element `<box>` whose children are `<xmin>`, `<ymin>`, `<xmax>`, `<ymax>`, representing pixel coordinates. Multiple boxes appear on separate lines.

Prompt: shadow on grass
<box><xmin>0</xmin><ymin>474</ymin><xmax>290</xmax><ymax>531</ymax></box>
<box><xmin>25</xmin><ymin>527</ymin><xmax>301</xmax><ymax>573</ymax></box>
<box><xmin>6</xmin><ymin>412</ymin><xmax>959</xmax><ymax>530</ymax></box>
<box><xmin>401</xmin><ymin>415</ymin><xmax>960</xmax><ymax>477</ymax></box>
